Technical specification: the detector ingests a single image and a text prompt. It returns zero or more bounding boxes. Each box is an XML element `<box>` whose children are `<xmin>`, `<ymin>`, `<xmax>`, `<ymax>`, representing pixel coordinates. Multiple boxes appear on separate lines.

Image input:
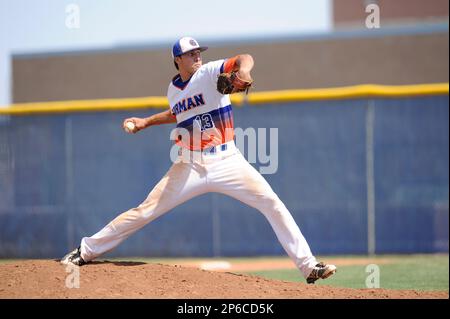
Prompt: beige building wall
<box><xmin>12</xmin><ymin>32</ymin><xmax>449</xmax><ymax>103</ymax></box>
<box><xmin>333</xmin><ymin>0</ymin><xmax>449</xmax><ymax>28</ymax></box>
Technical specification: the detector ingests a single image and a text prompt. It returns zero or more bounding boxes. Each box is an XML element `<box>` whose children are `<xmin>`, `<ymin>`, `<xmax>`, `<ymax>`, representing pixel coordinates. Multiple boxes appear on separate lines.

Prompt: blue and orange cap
<box><xmin>172</xmin><ymin>37</ymin><xmax>208</xmax><ymax>58</ymax></box>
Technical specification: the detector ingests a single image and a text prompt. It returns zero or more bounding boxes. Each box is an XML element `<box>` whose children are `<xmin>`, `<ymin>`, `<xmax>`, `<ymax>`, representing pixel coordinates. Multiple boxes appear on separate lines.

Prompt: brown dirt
<box><xmin>0</xmin><ymin>260</ymin><xmax>447</xmax><ymax>299</ymax></box>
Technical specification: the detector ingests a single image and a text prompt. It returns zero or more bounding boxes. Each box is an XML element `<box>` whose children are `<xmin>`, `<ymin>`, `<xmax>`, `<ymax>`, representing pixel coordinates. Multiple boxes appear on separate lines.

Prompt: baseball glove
<box><xmin>217</xmin><ymin>72</ymin><xmax>253</xmax><ymax>95</ymax></box>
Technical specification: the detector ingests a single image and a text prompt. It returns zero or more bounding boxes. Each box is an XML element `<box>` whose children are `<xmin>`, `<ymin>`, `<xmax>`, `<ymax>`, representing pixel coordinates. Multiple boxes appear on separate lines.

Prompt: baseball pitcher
<box><xmin>61</xmin><ymin>37</ymin><xmax>336</xmax><ymax>284</ymax></box>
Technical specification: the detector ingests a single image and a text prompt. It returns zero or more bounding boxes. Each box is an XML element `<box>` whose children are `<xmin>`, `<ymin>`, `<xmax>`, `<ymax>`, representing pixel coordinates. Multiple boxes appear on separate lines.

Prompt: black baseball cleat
<box><xmin>60</xmin><ymin>246</ymin><xmax>86</xmax><ymax>266</ymax></box>
<box><xmin>306</xmin><ymin>262</ymin><xmax>337</xmax><ymax>284</ymax></box>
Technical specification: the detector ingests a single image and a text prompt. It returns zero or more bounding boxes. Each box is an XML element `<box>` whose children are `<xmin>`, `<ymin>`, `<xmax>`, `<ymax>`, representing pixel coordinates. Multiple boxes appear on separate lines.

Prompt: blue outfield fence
<box><xmin>0</xmin><ymin>95</ymin><xmax>448</xmax><ymax>258</ymax></box>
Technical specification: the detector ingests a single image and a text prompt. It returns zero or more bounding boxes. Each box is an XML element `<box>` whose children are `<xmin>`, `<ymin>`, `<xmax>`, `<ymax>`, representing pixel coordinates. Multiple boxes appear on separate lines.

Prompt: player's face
<box><xmin>178</xmin><ymin>49</ymin><xmax>202</xmax><ymax>74</ymax></box>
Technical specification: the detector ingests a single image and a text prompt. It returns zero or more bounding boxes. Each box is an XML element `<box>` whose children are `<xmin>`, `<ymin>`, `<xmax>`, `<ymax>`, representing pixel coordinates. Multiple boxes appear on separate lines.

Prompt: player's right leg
<box><xmin>61</xmin><ymin>160</ymin><xmax>208</xmax><ymax>265</ymax></box>
<box><xmin>207</xmin><ymin>150</ymin><xmax>336</xmax><ymax>282</ymax></box>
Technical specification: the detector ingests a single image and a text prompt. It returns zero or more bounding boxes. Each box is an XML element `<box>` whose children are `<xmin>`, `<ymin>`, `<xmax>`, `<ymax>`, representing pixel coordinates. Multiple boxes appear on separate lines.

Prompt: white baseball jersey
<box><xmin>167</xmin><ymin>60</ymin><xmax>234</xmax><ymax>151</ymax></box>
<box><xmin>78</xmin><ymin>58</ymin><xmax>321</xmax><ymax>280</ymax></box>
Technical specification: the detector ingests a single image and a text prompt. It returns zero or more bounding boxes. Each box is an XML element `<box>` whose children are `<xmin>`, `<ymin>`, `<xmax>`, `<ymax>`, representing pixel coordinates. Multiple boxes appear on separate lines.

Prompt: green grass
<box><xmin>0</xmin><ymin>259</ymin><xmax>22</xmax><ymax>264</ymax></box>
<box><xmin>245</xmin><ymin>255</ymin><xmax>449</xmax><ymax>291</ymax></box>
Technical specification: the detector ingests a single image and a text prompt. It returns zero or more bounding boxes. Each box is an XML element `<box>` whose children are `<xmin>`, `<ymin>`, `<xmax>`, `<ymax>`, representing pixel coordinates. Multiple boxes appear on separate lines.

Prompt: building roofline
<box><xmin>12</xmin><ymin>22</ymin><xmax>449</xmax><ymax>60</ymax></box>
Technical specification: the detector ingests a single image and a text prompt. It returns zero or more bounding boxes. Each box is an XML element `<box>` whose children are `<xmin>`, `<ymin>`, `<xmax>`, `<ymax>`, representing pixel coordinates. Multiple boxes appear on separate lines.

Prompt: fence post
<box><xmin>65</xmin><ymin>116</ymin><xmax>75</xmax><ymax>251</ymax></box>
<box><xmin>366</xmin><ymin>100</ymin><xmax>376</xmax><ymax>256</ymax></box>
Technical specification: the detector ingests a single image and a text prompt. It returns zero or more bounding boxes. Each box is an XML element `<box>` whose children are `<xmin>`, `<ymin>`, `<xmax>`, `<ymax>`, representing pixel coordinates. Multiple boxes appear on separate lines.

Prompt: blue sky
<box><xmin>0</xmin><ymin>0</ymin><xmax>331</xmax><ymax>106</ymax></box>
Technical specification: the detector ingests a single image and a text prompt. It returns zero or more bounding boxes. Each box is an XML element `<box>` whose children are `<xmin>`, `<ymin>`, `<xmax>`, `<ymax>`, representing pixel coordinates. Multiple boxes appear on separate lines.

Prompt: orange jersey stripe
<box><xmin>223</xmin><ymin>56</ymin><xmax>238</xmax><ymax>73</ymax></box>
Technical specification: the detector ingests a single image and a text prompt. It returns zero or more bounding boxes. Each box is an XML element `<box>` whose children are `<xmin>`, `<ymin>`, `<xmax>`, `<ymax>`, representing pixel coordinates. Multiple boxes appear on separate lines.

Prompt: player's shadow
<box><xmin>55</xmin><ymin>259</ymin><xmax>147</xmax><ymax>266</ymax></box>
<box><xmin>94</xmin><ymin>260</ymin><xmax>147</xmax><ymax>266</ymax></box>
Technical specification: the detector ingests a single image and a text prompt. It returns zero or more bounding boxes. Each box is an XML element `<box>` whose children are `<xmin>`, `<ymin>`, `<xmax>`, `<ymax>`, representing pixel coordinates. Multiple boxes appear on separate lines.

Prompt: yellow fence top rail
<box><xmin>0</xmin><ymin>83</ymin><xmax>448</xmax><ymax>115</ymax></box>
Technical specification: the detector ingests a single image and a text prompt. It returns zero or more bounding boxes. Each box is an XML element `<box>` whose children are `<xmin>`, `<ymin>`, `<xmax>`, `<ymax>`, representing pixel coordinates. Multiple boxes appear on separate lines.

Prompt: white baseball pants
<box><xmin>80</xmin><ymin>142</ymin><xmax>318</xmax><ymax>278</ymax></box>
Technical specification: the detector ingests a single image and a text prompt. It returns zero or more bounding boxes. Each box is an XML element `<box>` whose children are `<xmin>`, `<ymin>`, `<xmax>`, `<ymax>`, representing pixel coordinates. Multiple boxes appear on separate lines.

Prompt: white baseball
<box><xmin>125</xmin><ymin>121</ymin><xmax>135</xmax><ymax>132</ymax></box>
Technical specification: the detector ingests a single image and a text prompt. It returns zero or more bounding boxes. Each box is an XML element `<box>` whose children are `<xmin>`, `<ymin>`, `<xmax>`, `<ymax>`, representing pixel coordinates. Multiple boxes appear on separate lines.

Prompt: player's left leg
<box><xmin>207</xmin><ymin>150</ymin><xmax>334</xmax><ymax>280</ymax></box>
<box><xmin>62</xmin><ymin>160</ymin><xmax>209</xmax><ymax>265</ymax></box>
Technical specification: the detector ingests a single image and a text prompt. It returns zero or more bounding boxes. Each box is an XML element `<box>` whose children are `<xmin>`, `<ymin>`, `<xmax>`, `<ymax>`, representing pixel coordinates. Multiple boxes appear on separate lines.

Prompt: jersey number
<box><xmin>195</xmin><ymin>114</ymin><xmax>215</xmax><ymax>132</ymax></box>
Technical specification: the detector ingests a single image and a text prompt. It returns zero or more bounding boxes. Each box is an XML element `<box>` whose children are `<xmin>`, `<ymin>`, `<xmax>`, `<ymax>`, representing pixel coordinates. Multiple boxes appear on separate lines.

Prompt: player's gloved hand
<box><xmin>122</xmin><ymin>117</ymin><xmax>147</xmax><ymax>134</ymax></box>
<box><xmin>217</xmin><ymin>71</ymin><xmax>253</xmax><ymax>95</ymax></box>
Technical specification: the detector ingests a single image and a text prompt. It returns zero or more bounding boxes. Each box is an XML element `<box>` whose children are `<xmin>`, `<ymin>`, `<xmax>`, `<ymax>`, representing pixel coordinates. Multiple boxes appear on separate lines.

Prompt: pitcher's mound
<box><xmin>0</xmin><ymin>260</ymin><xmax>447</xmax><ymax>299</ymax></box>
